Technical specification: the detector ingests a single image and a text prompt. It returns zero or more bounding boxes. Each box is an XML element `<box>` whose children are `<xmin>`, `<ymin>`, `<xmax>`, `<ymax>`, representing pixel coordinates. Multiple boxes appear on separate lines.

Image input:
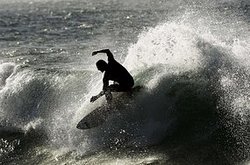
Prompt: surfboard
<box><xmin>76</xmin><ymin>86</ymin><xmax>143</xmax><ymax>130</ymax></box>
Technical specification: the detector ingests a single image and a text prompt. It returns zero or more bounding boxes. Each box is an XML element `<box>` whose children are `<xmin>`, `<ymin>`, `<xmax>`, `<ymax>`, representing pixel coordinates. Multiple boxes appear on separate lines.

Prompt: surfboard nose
<box><xmin>76</xmin><ymin>122</ymin><xmax>90</xmax><ymax>129</ymax></box>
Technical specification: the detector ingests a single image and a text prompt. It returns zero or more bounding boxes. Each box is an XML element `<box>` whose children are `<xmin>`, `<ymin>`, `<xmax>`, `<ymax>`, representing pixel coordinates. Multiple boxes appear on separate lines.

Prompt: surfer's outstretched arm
<box><xmin>90</xmin><ymin>91</ymin><xmax>105</xmax><ymax>102</ymax></box>
<box><xmin>92</xmin><ymin>49</ymin><xmax>114</xmax><ymax>61</ymax></box>
<box><xmin>90</xmin><ymin>76</ymin><xmax>109</xmax><ymax>102</ymax></box>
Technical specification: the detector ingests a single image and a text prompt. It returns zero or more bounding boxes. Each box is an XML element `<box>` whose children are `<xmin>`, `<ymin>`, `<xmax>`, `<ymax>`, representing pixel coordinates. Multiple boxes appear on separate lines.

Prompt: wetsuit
<box><xmin>103</xmin><ymin>50</ymin><xmax>134</xmax><ymax>92</ymax></box>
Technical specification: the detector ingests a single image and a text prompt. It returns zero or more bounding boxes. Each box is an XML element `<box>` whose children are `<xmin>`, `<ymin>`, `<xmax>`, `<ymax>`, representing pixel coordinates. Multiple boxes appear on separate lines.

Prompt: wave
<box><xmin>1</xmin><ymin>22</ymin><xmax>249</xmax><ymax>164</ymax></box>
<box><xmin>81</xmin><ymin>20</ymin><xmax>250</xmax><ymax>163</ymax></box>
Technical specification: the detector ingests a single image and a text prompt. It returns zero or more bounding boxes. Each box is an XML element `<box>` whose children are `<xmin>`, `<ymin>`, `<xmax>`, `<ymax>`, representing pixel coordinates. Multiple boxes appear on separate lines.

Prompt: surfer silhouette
<box><xmin>90</xmin><ymin>49</ymin><xmax>134</xmax><ymax>103</ymax></box>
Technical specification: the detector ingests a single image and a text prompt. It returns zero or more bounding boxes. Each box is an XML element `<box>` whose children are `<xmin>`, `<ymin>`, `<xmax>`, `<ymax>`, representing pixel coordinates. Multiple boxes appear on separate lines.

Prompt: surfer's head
<box><xmin>96</xmin><ymin>60</ymin><xmax>107</xmax><ymax>72</ymax></box>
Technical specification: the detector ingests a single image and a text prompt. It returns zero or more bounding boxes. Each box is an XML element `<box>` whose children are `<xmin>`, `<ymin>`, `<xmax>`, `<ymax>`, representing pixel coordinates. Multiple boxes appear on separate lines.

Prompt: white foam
<box><xmin>124</xmin><ymin>23</ymin><xmax>201</xmax><ymax>74</ymax></box>
<box><xmin>231</xmin><ymin>40</ymin><xmax>250</xmax><ymax>69</ymax></box>
<box><xmin>23</xmin><ymin>118</ymin><xmax>43</xmax><ymax>133</ymax></box>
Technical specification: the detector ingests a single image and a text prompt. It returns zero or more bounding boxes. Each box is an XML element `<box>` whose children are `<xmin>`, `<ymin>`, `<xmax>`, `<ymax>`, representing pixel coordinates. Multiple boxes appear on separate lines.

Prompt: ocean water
<box><xmin>0</xmin><ymin>0</ymin><xmax>249</xmax><ymax>164</ymax></box>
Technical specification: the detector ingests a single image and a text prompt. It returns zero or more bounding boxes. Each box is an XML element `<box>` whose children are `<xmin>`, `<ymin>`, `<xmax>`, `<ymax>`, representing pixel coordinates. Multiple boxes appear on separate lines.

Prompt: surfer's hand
<box><xmin>92</xmin><ymin>51</ymin><xmax>98</xmax><ymax>56</ymax></box>
<box><xmin>90</xmin><ymin>96</ymin><xmax>98</xmax><ymax>102</ymax></box>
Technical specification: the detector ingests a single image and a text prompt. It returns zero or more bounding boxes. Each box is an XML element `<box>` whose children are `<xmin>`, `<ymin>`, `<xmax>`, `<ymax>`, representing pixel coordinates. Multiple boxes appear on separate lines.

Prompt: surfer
<box><xmin>90</xmin><ymin>49</ymin><xmax>134</xmax><ymax>103</ymax></box>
